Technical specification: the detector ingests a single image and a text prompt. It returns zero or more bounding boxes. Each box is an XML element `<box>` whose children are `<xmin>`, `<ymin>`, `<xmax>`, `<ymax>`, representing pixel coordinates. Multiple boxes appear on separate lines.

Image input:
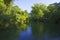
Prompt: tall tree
<box><xmin>31</xmin><ymin>3</ymin><xmax>49</xmax><ymax>21</ymax></box>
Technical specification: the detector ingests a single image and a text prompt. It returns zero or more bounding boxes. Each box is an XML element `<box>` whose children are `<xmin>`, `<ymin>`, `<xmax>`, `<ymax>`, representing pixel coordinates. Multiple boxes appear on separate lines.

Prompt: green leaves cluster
<box><xmin>0</xmin><ymin>0</ymin><xmax>29</xmax><ymax>28</ymax></box>
<box><xmin>0</xmin><ymin>0</ymin><xmax>60</xmax><ymax>28</ymax></box>
<box><xmin>31</xmin><ymin>3</ymin><xmax>49</xmax><ymax>21</ymax></box>
<box><xmin>31</xmin><ymin>3</ymin><xmax>60</xmax><ymax>24</ymax></box>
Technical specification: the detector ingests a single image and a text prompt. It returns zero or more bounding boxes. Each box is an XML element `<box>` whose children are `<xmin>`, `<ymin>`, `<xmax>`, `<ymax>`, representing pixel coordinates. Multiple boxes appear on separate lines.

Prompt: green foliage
<box><xmin>47</xmin><ymin>3</ymin><xmax>60</xmax><ymax>24</ymax></box>
<box><xmin>0</xmin><ymin>0</ymin><xmax>29</xmax><ymax>29</ymax></box>
<box><xmin>48</xmin><ymin>4</ymin><xmax>56</xmax><ymax>12</ymax></box>
<box><xmin>48</xmin><ymin>6</ymin><xmax>60</xmax><ymax>23</ymax></box>
<box><xmin>31</xmin><ymin>3</ymin><xmax>60</xmax><ymax>24</ymax></box>
<box><xmin>0</xmin><ymin>0</ymin><xmax>6</xmax><ymax>13</ymax></box>
<box><xmin>4</xmin><ymin>0</ymin><xmax>14</xmax><ymax>6</ymax></box>
<box><xmin>0</xmin><ymin>0</ymin><xmax>60</xmax><ymax>30</ymax></box>
<box><xmin>31</xmin><ymin>3</ymin><xmax>49</xmax><ymax>22</ymax></box>
<box><xmin>31</xmin><ymin>3</ymin><xmax>44</xmax><ymax>19</ymax></box>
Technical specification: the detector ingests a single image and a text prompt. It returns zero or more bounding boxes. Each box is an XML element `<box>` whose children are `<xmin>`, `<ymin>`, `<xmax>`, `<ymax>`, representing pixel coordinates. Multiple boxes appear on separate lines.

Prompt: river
<box><xmin>0</xmin><ymin>23</ymin><xmax>60</xmax><ymax>40</ymax></box>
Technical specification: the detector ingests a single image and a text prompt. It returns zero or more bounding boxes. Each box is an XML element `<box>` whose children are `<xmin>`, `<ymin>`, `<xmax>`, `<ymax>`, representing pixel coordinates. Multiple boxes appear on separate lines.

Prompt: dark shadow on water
<box><xmin>0</xmin><ymin>23</ymin><xmax>60</xmax><ymax>40</ymax></box>
<box><xmin>0</xmin><ymin>26</ymin><xmax>20</xmax><ymax>40</ymax></box>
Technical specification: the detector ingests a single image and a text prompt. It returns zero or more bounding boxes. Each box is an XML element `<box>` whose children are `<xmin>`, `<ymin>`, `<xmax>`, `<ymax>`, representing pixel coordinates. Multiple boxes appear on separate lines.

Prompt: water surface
<box><xmin>0</xmin><ymin>23</ymin><xmax>60</xmax><ymax>40</ymax></box>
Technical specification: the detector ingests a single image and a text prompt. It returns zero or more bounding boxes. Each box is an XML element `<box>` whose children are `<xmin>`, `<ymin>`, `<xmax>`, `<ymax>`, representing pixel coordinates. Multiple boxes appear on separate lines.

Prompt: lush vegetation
<box><xmin>0</xmin><ymin>0</ymin><xmax>60</xmax><ymax>29</ymax></box>
<box><xmin>0</xmin><ymin>0</ymin><xmax>60</xmax><ymax>40</ymax></box>
<box><xmin>0</xmin><ymin>0</ymin><xmax>29</xmax><ymax>29</ymax></box>
<box><xmin>30</xmin><ymin>3</ymin><xmax>60</xmax><ymax>24</ymax></box>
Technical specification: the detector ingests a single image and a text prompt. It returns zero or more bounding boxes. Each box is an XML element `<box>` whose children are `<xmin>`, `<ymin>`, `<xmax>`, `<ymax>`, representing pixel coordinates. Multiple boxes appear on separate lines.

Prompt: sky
<box><xmin>14</xmin><ymin>0</ymin><xmax>60</xmax><ymax>13</ymax></box>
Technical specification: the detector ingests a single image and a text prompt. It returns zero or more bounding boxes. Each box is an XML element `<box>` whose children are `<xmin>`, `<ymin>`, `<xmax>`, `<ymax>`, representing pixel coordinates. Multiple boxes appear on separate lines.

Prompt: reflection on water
<box><xmin>0</xmin><ymin>26</ymin><xmax>20</xmax><ymax>40</ymax></box>
<box><xmin>0</xmin><ymin>23</ymin><xmax>60</xmax><ymax>40</ymax></box>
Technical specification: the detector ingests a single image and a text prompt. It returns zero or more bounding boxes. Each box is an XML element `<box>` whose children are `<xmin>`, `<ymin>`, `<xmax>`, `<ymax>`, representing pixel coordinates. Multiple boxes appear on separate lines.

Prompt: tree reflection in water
<box><xmin>0</xmin><ymin>26</ymin><xmax>20</xmax><ymax>40</ymax></box>
<box><xmin>0</xmin><ymin>23</ymin><xmax>28</xmax><ymax>40</ymax></box>
<box><xmin>31</xmin><ymin>22</ymin><xmax>45</xmax><ymax>36</ymax></box>
<box><xmin>45</xmin><ymin>23</ymin><xmax>60</xmax><ymax>38</ymax></box>
<box><xmin>31</xmin><ymin>22</ymin><xmax>60</xmax><ymax>40</ymax></box>
<box><xmin>0</xmin><ymin>23</ymin><xmax>60</xmax><ymax>40</ymax></box>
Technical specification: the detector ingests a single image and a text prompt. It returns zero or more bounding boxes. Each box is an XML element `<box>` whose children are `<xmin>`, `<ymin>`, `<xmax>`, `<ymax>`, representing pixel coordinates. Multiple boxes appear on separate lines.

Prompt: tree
<box><xmin>3</xmin><ymin>0</ymin><xmax>14</xmax><ymax>14</ymax></box>
<box><xmin>0</xmin><ymin>0</ymin><xmax>6</xmax><ymax>13</ymax></box>
<box><xmin>48</xmin><ymin>4</ymin><xmax>56</xmax><ymax>12</ymax></box>
<box><xmin>31</xmin><ymin>3</ymin><xmax>49</xmax><ymax>22</ymax></box>
<box><xmin>0</xmin><ymin>0</ymin><xmax>29</xmax><ymax>29</ymax></box>
<box><xmin>48</xmin><ymin>3</ymin><xmax>60</xmax><ymax>24</ymax></box>
<box><xmin>4</xmin><ymin>0</ymin><xmax>14</xmax><ymax>6</ymax></box>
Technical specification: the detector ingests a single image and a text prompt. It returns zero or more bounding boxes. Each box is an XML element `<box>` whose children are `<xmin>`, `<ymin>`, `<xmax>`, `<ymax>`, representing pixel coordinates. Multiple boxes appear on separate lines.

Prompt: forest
<box><xmin>0</xmin><ymin>0</ymin><xmax>60</xmax><ymax>29</ymax></box>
